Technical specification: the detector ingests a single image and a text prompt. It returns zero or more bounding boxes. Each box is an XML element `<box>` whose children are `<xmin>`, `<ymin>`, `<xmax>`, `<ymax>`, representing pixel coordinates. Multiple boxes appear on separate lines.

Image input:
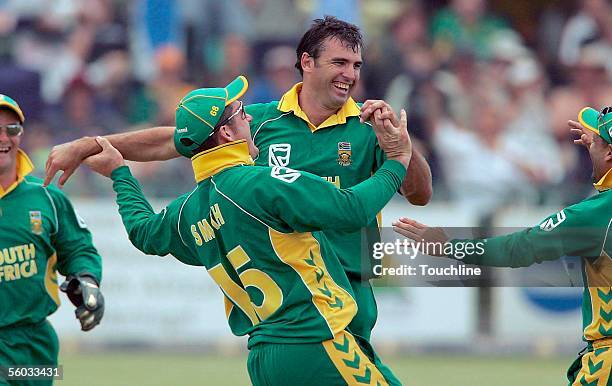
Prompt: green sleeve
<box><xmin>453</xmin><ymin>200</ymin><xmax>606</xmax><ymax>267</ymax></box>
<box><xmin>47</xmin><ymin>186</ymin><xmax>102</xmax><ymax>283</ymax></box>
<box><xmin>232</xmin><ymin>160</ymin><xmax>406</xmax><ymax>233</ymax></box>
<box><xmin>110</xmin><ymin>166</ymin><xmax>201</xmax><ymax>266</ymax></box>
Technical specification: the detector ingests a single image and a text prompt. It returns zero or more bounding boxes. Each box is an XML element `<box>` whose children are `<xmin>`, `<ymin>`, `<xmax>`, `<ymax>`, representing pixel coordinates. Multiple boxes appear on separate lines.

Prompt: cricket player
<box><xmin>394</xmin><ymin>106</ymin><xmax>612</xmax><ymax>386</ymax></box>
<box><xmin>44</xmin><ymin>16</ymin><xmax>432</xmax><ymax>344</ymax></box>
<box><xmin>84</xmin><ymin>76</ymin><xmax>409</xmax><ymax>385</ymax></box>
<box><xmin>0</xmin><ymin>95</ymin><xmax>104</xmax><ymax>386</ymax></box>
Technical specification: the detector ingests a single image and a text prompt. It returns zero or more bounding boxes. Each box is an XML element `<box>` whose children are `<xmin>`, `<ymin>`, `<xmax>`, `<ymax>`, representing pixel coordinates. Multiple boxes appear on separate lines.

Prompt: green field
<box><xmin>56</xmin><ymin>352</ymin><xmax>571</xmax><ymax>385</ymax></box>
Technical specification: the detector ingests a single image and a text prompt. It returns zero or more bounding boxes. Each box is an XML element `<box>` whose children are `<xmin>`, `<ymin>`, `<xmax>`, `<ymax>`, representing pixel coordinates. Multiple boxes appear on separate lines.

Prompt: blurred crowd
<box><xmin>3</xmin><ymin>0</ymin><xmax>612</xmax><ymax>216</ymax></box>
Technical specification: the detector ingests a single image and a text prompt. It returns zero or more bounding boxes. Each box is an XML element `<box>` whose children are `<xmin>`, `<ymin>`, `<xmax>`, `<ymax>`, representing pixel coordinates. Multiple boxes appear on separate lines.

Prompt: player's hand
<box><xmin>392</xmin><ymin>217</ymin><xmax>449</xmax><ymax>256</ymax></box>
<box><xmin>568</xmin><ymin>120</ymin><xmax>594</xmax><ymax>149</ymax></box>
<box><xmin>60</xmin><ymin>275</ymin><xmax>105</xmax><ymax>331</ymax></box>
<box><xmin>372</xmin><ymin>109</ymin><xmax>412</xmax><ymax>168</ymax></box>
<box><xmin>360</xmin><ymin>100</ymin><xmax>398</xmax><ymax>126</ymax></box>
<box><xmin>83</xmin><ymin>136</ymin><xmax>125</xmax><ymax>177</ymax></box>
<box><xmin>44</xmin><ymin>137</ymin><xmax>101</xmax><ymax>188</ymax></box>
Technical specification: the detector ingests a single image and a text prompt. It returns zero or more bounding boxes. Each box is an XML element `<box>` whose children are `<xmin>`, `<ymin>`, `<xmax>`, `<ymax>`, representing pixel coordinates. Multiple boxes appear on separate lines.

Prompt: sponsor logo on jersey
<box><xmin>268</xmin><ymin>144</ymin><xmax>291</xmax><ymax>167</ymax></box>
<box><xmin>29</xmin><ymin>211</ymin><xmax>43</xmax><ymax>235</ymax></box>
<box><xmin>337</xmin><ymin>142</ymin><xmax>352</xmax><ymax>166</ymax></box>
<box><xmin>270</xmin><ymin>166</ymin><xmax>301</xmax><ymax>183</ymax></box>
<box><xmin>539</xmin><ymin>210</ymin><xmax>566</xmax><ymax>232</ymax></box>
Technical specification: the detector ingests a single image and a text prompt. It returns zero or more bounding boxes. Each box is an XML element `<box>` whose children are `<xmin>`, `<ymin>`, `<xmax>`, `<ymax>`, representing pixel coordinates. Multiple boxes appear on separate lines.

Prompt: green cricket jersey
<box><xmin>452</xmin><ymin>169</ymin><xmax>612</xmax><ymax>343</ymax></box>
<box><xmin>110</xmin><ymin>140</ymin><xmax>406</xmax><ymax>347</ymax></box>
<box><xmin>246</xmin><ymin>83</ymin><xmax>386</xmax><ymax>280</ymax></box>
<box><xmin>0</xmin><ymin>151</ymin><xmax>102</xmax><ymax>328</ymax></box>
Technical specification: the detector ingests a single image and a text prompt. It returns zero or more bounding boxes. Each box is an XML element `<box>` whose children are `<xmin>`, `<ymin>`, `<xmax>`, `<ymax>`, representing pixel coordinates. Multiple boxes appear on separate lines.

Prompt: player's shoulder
<box><xmin>245</xmin><ymin>101</ymin><xmax>280</xmax><ymax>117</ymax></box>
<box><xmin>22</xmin><ymin>176</ymin><xmax>64</xmax><ymax>198</ymax></box>
<box><xmin>538</xmin><ymin>191</ymin><xmax>611</xmax><ymax>231</ymax></box>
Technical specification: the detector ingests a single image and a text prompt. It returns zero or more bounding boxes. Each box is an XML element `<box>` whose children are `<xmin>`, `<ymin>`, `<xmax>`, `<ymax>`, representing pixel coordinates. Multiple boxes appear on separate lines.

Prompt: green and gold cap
<box><xmin>0</xmin><ymin>94</ymin><xmax>25</xmax><ymax>123</ymax></box>
<box><xmin>578</xmin><ymin>106</ymin><xmax>612</xmax><ymax>145</ymax></box>
<box><xmin>174</xmin><ymin>75</ymin><xmax>248</xmax><ymax>157</ymax></box>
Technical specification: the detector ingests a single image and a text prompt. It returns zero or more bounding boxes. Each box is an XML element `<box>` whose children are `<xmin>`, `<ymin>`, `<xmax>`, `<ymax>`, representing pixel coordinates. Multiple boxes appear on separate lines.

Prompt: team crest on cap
<box><xmin>29</xmin><ymin>211</ymin><xmax>43</xmax><ymax>235</ymax></box>
<box><xmin>337</xmin><ymin>142</ymin><xmax>352</xmax><ymax>166</ymax></box>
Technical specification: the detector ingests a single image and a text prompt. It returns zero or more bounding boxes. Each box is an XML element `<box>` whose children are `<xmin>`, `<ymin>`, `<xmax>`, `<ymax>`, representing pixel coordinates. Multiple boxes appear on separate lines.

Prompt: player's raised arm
<box><xmin>44</xmin><ymin>126</ymin><xmax>177</xmax><ymax>187</ymax></box>
<box><xmin>83</xmin><ymin>137</ymin><xmax>199</xmax><ymax>265</ymax></box>
<box><xmin>361</xmin><ymin>100</ymin><xmax>432</xmax><ymax>206</ymax></box>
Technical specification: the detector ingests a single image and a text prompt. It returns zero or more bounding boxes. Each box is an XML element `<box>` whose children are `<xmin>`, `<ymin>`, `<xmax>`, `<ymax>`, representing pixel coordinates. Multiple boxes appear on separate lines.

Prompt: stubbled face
<box><xmin>304</xmin><ymin>37</ymin><xmax>362</xmax><ymax>110</ymax></box>
<box><xmin>0</xmin><ymin>109</ymin><xmax>21</xmax><ymax>177</ymax></box>
<box><xmin>588</xmin><ymin>134</ymin><xmax>612</xmax><ymax>181</ymax></box>
<box><xmin>225</xmin><ymin>100</ymin><xmax>259</xmax><ymax>159</ymax></box>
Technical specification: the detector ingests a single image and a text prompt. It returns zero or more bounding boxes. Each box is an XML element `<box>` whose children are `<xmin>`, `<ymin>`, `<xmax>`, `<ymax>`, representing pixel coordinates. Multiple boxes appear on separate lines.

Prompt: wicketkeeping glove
<box><xmin>60</xmin><ymin>274</ymin><xmax>105</xmax><ymax>331</ymax></box>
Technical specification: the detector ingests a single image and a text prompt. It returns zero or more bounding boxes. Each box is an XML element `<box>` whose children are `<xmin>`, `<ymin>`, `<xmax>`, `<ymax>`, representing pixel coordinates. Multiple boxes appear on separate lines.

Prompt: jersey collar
<box><xmin>0</xmin><ymin>149</ymin><xmax>34</xmax><ymax>199</ymax></box>
<box><xmin>192</xmin><ymin>140</ymin><xmax>254</xmax><ymax>183</ymax></box>
<box><xmin>277</xmin><ymin>82</ymin><xmax>361</xmax><ymax>132</ymax></box>
<box><xmin>594</xmin><ymin>168</ymin><xmax>612</xmax><ymax>192</ymax></box>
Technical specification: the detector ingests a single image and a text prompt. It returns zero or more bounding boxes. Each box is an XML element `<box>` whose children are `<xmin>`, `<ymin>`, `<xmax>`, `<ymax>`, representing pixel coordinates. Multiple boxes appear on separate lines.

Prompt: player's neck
<box><xmin>298</xmin><ymin>86</ymin><xmax>338</xmax><ymax>127</ymax></box>
<box><xmin>0</xmin><ymin>166</ymin><xmax>17</xmax><ymax>191</ymax></box>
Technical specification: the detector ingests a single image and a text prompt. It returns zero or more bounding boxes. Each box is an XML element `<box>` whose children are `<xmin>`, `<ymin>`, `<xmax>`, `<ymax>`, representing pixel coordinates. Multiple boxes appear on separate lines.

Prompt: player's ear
<box><xmin>217</xmin><ymin>125</ymin><xmax>234</xmax><ymax>144</ymax></box>
<box><xmin>605</xmin><ymin>144</ymin><xmax>612</xmax><ymax>162</ymax></box>
<box><xmin>301</xmin><ymin>52</ymin><xmax>314</xmax><ymax>74</ymax></box>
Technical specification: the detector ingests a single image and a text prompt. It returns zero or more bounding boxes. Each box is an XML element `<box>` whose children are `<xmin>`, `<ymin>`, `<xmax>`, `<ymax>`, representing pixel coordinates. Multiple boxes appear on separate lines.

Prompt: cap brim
<box><xmin>0</xmin><ymin>101</ymin><xmax>24</xmax><ymax>123</ymax></box>
<box><xmin>578</xmin><ymin>107</ymin><xmax>600</xmax><ymax>136</ymax></box>
<box><xmin>224</xmin><ymin>76</ymin><xmax>249</xmax><ymax>106</ymax></box>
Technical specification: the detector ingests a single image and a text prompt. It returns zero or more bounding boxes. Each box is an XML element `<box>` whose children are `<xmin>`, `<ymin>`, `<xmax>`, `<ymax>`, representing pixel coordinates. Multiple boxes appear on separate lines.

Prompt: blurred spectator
<box><xmin>558</xmin><ymin>0</ymin><xmax>611</xmax><ymax>67</ymax></box>
<box><xmin>502</xmin><ymin>57</ymin><xmax>565</xmax><ymax>198</ymax></box>
<box><xmin>430</xmin><ymin>0</ymin><xmax>509</xmax><ymax>62</ymax></box>
<box><xmin>129</xmin><ymin>44</ymin><xmax>195</xmax><ymax>126</ymax></box>
<box><xmin>246</xmin><ymin>46</ymin><xmax>300</xmax><ymax>104</ymax></box>
<box><xmin>364</xmin><ymin>2</ymin><xmax>429</xmax><ymax>98</ymax></box>
<box><xmin>432</xmin><ymin>100</ymin><xmax>535</xmax><ymax>219</ymax></box>
<box><xmin>48</xmin><ymin>76</ymin><xmax>124</xmax><ymax>140</ymax></box>
<box><xmin>548</xmin><ymin>42</ymin><xmax>612</xmax><ymax>202</ymax></box>
<box><xmin>215</xmin><ymin>34</ymin><xmax>252</xmax><ymax>87</ymax></box>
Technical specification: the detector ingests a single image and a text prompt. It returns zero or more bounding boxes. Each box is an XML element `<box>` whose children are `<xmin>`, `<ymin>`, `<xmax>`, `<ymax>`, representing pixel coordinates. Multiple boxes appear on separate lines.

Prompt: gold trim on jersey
<box><xmin>192</xmin><ymin>140</ymin><xmax>254</xmax><ymax>182</ymax></box>
<box><xmin>278</xmin><ymin>82</ymin><xmax>361</xmax><ymax>132</ymax></box>
<box><xmin>322</xmin><ymin>330</ymin><xmax>389</xmax><ymax>386</ymax></box>
<box><xmin>44</xmin><ymin>252</ymin><xmax>60</xmax><ymax>306</ymax></box>
<box><xmin>594</xmin><ymin>169</ymin><xmax>612</xmax><ymax>192</ymax></box>
<box><xmin>268</xmin><ymin>228</ymin><xmax>357</xmax><ymax>336</ymax></box>
<box><xmin>0</xmin><ymin>150</ymin><xmax>33</xmax><ymax>199</ymax></box>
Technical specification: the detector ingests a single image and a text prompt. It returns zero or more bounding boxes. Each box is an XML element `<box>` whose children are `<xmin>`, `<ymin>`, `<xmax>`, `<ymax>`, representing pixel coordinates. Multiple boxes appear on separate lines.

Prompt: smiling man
<box><xmin>45</xmin><ymin>16</ymin><xmax>433</xmax><ymax>347</ymax></box>
<box><xmin>0</xmin><ymin>95</ymin><xmax>103</xmax><ymax>386</ymax></box>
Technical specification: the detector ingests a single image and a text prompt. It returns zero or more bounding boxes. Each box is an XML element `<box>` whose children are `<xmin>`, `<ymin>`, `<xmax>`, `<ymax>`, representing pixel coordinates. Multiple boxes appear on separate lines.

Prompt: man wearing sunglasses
<box><xmin>0</xmin><ymin>95</ymin><xmax>104</xmax><ymax>386</ymax></box>
<box><xmin>83</xmin><ymin>76</ymin><xmax>409</xmax><ymax>385</ymax></box>
<box><xmin>394</xmin><ymin>106</ymin><xmax>612</xmax><ymax>385</ymax></box>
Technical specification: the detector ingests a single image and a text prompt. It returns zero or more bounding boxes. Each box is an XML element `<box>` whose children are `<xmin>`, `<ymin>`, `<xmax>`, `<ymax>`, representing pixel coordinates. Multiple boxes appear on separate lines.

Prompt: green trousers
<box><xmin>0</xmin><ymin>320</ymin><xmax>58</xmax><ymax>386</ymax></box>
<box><xmin>248</xmin><ymin>330</ymin><xmax>401</xmax><ymax>386</ymax></box>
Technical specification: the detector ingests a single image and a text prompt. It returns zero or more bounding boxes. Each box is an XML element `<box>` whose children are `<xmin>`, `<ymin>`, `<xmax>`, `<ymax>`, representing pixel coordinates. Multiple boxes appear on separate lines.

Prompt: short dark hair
<box><xmin>295</xmin><ymin>16</ymin><xmax>363</xmax><ymax>76</ymax></box>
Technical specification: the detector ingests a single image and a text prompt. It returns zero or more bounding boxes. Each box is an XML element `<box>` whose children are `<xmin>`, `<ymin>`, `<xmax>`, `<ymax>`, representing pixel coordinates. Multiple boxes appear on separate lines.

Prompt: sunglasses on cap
<box><xmin>0</xmin><ymin>123</ymin><xmax>23</xmax><ymax>137</ymax></box>
<box><xmin>213</xmin><ymin>101</ymin><xmax>246</xmax><ymax>132</ymax></box>
<box><xmin>598</xmin><ymin>106</ymin><xmax>612</xmax><ymax>127</ymax></box>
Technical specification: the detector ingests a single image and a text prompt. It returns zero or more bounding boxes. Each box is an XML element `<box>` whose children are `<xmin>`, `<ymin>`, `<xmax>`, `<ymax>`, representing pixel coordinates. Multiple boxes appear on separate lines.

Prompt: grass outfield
<box><xmin>57</xmin><ymin>352</ymin><xmax>572</xmax><ymax>385</ymax></box>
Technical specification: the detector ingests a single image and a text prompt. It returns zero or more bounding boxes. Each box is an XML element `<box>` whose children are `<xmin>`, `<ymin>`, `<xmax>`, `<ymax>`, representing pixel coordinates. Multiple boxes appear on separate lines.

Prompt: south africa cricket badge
<box><xmin>29</xmin><ymin>211</ymin><xmax>43</xmax><ymax>235</ymax></box>
<box><xmin>337</xmin><ymin>142</ymin><xmax>352</xmax><ymax>166</ymax></box>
